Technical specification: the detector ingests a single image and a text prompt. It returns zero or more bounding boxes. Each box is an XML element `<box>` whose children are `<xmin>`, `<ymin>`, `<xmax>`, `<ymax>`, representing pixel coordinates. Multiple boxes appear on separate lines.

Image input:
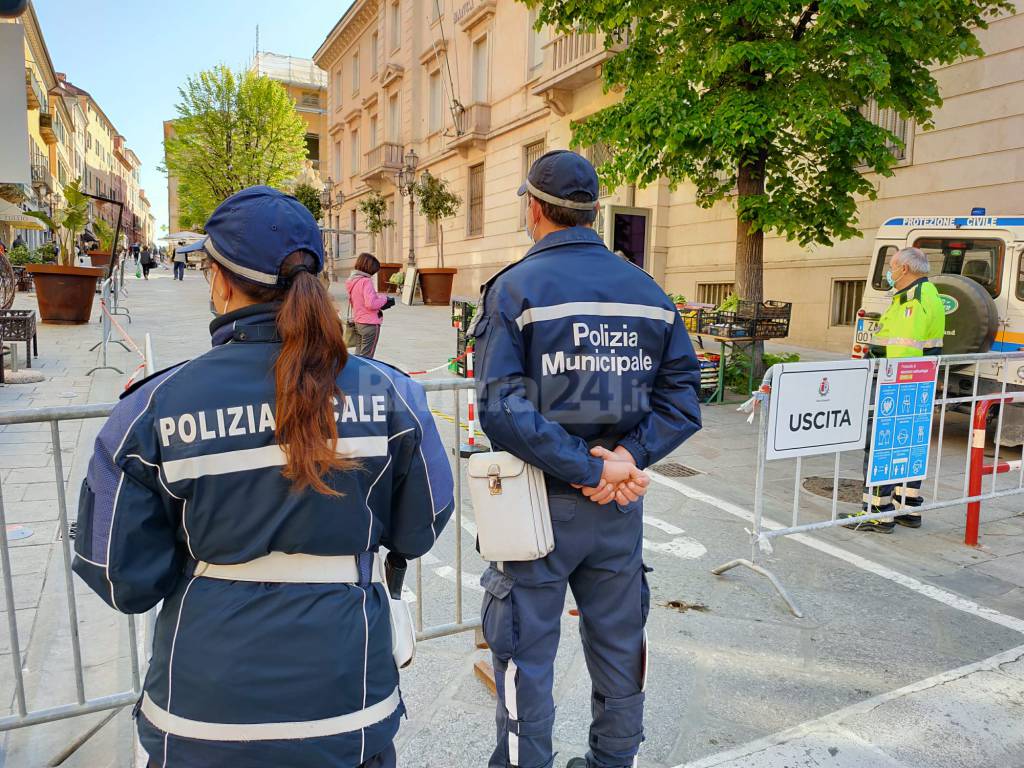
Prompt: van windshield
<box><xmin>871</xmin><ymin>238</ymin><xmax>1004</xmax><ymax>297</ymax></box>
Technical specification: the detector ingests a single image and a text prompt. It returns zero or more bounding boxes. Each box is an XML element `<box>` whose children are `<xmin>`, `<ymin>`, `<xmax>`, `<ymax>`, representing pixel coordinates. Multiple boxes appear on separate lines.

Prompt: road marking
<box><xmin>644</xmin><ymin>515</ymin><xmax>685</xmax><ymax>535</ymax></box>
<box><xmin>673</xmin><ymin>642</ymin><xmax>1024</xmax><ymax>767</ymax></box>
<box><xmin>434</xmin><ymin>565</ymin><xmax>485</xmax><ymax>593</ymax></box>
<box><xmin>649</xmin><ymin>471</ymin><xmax>1024</xmax><ymax>635</ymax></box>
<box><xmin>644</xmin><ymin>537</ymin><xmax>706</xmax><ymax>560</ymax></box>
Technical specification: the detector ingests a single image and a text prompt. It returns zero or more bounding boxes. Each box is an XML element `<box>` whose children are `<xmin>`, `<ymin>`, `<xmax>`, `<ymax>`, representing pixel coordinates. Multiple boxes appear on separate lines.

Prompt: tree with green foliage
<box><xmin>293</xmin><ymin>183</ymin><xmax>322</xmax><ymax>222</ymax></box>
<box><xmin>26</xmin><ymin>177</ymin><xmax>88</xmax><ymax>266</ymax></box>
<box><xmin>414</xmin><ymin>172</ymin><xmax>462</xmax><ymax>268</ymax></box>
<box><xmin>531</xmin><ymin>0</ymin><xmax>1011</xmax><ymax>304</ymax></box>
<box><xmin>163</xmin><ymin>65</ymin><xmax>309</xmax><ymax>230</ymax></box>
<box><xmin>357</xmin><ymin>192</ymin><xmax>395</xmax><ymax>255</ymax></box>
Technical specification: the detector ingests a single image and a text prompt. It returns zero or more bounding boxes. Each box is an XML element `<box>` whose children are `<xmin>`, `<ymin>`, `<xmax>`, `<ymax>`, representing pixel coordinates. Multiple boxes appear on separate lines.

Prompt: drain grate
<box><xmin>652</xmin><ymin>462</ymin><xmax>703</xmax><ymax>478</ymax></box>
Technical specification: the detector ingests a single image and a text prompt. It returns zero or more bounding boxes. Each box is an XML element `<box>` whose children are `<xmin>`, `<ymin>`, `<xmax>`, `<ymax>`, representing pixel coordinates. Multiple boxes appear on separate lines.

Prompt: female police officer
<box><xmin>72</xmin><ymin>186</ymin><xmax>454</xmax><ymax>768</ymax></box>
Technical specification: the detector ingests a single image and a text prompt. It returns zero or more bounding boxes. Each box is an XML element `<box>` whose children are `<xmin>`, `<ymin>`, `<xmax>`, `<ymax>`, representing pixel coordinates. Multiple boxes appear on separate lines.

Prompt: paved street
<box><xmin>2</xmin><ymin>268</ymin><xmax>1024</xmax><ymax>767</ymax></box>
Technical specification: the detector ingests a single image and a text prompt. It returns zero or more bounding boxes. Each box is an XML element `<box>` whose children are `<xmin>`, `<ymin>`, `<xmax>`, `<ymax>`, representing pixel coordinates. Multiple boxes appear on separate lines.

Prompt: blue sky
<box><xmin>35</xmin><ymin>0</ymin><xmax>352</xmax><ymax>235</ymax></box>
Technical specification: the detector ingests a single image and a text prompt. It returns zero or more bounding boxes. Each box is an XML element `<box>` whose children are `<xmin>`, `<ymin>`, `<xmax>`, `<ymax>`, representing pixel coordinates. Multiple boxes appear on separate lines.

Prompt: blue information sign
<box><xmin>867</xmin><ymin>359</ymin><xmax>939</xmax><ymax>487</ymax></box>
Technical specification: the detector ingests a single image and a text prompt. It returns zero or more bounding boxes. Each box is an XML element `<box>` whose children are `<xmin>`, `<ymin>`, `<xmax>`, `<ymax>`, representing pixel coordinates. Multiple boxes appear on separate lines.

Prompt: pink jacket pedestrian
<box><xmin>345</xmin><ymin>254</ymin><xmax>394</xmax><ymax>358</ymax></box>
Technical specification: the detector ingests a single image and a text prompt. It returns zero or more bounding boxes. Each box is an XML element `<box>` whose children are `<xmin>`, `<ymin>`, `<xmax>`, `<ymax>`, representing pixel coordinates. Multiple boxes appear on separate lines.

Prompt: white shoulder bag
<box><xmin>467</xmin><ymin>451</ymin><xmax>554</xmax><ymax>562</ymax></box>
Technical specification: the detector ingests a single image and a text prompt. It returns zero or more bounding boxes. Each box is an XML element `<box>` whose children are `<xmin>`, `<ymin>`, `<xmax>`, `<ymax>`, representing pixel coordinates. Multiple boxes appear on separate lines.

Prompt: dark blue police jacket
<box><xmin>72</xmin><ymin>305</ymin><xmax>454</xmax><ymax>768</ymax></box>
<box><xmin>471</xmin><ymin>227</ymin><xmax>702</xmax><ymax>490</ymax></box>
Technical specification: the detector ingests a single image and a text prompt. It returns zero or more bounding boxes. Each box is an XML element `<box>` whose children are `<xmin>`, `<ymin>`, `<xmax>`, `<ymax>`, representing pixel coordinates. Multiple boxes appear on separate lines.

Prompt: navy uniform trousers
<box><xmin>482</xmin><ymin>492</ymin><xmax>650</xmax><ymax>768</ymax></box>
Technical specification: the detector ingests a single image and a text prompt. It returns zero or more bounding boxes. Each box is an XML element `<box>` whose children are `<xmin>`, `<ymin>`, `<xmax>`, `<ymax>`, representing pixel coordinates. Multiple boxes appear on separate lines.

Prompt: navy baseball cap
<box><xmin>201</xmin><ymin>186</ymin><xmax>324</xmax><ymax>286</ymax></box>
<box><xmin>517</xmin><ymin>149</ymin><xmax>599</xmax><ymax>210</ymax></box>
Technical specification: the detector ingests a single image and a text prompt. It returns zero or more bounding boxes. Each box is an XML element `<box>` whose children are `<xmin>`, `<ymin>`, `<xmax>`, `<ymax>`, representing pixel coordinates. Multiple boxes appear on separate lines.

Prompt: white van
<box><xmin>853</xmin><ymin>213</ymin><xmax>1024</xmax><ymax>442</ymax></box>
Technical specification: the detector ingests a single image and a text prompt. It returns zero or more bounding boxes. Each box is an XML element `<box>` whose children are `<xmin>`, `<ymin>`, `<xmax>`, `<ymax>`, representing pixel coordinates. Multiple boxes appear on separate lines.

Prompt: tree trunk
<box><xmin>735</xmin><ymin>151</ymin><xmax>767</xmax><ymax>382</ymax></box>
<box><xmin>437</xmin><ymin>221</ymin><xmax>444</xmax><ymax>269</ymax></box>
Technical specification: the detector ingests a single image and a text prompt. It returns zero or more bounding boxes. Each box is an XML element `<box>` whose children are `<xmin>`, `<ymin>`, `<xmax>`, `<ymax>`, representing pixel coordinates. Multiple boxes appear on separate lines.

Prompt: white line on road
<box><xmin>673</xmin><ymin>642</ymin><xmax>1024</xmax><ymax>767</ymax></box>
<box><xmin>649</xmin><ymin>471</ymin><xmax>1024</xmax><ymax>635</ymax></box>
<box><xmin>434</xmin><ymin>565</ymin><xmax>485</xmax><ymax>593</ymax></box>
<box><xmin>643</xmin><ymin>537</ymin><xmax>707</xmax><ymax>560</ymax></box>
<box><xmin>644</xmin><ymin>515</ymin><xmax>685</xmax><ymax>535</ymax></box>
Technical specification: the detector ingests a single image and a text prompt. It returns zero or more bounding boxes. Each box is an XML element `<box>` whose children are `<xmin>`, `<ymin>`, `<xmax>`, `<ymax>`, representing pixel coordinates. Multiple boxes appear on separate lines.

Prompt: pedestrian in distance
<box><xmin>345</xmin><ymin>252</ymin><xmax>395</xmax><ymax>358</ymax></box>
<box><xmin>843</xmin><ymin>246</ymin><xmax>945</xmax><ymax>534</ymax></box>
<box><xmin>139</xmin><ymin>244</ymin><xmax>154</xmax><ymax>280</ymax></box>
<box><xmin>172</xmin><ymin>240</ymin><xmax>187</xmax><ymax>280</ymax></box>
<box><xmin>71</xmin><ymin>186</ymin><xmax>454</xmax><ymax>768</ymax></box>
<box><xmin>471</xmin><ymin>150</ymin><xmax>704</xmax><ymax>768</ymax></box>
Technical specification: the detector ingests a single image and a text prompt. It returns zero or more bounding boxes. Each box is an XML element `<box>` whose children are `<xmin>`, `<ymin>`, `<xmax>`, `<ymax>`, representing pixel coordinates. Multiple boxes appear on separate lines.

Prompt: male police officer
<box><xmin>471</xmin><ymin>150</ymin><xmax>703</xmax><ymax>768</ymax></box>
<box><xmin>843</xmin><ymin>246</ymin><xmax>945</xmax><ymax>533</ymax></box>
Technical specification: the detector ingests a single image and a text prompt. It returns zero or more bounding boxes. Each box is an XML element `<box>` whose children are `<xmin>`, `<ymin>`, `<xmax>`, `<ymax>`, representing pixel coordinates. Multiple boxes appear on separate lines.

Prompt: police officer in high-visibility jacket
<box><xmin>471</xmin><ymin>151</ymin><xmax>703</xmax><ymax>768</ymax></box>
<box><xmin>843</xmin><ymin>246</ymin><xmax>945</xmax><ymax>533</ymax></box>
<box><xmin>72</xmin><ymin>187</ymin><xmax>454</xmax><ymax>768</ymax></box>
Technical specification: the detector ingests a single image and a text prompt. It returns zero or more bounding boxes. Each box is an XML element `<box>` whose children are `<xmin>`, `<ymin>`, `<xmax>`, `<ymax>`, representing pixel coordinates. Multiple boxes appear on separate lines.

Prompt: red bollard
<box><xmin>965</xmin><ymin>400</ymin><xmax>988</xmax><ymax>547</ymax></box>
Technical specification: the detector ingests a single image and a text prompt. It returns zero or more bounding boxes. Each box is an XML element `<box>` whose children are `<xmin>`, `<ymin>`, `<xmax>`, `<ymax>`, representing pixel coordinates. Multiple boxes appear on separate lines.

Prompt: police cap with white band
<box><xmin>517</xmin><ymin>149</ymin><xmax>600</xmax><ymax>211</ymax></box>
<box><xmin>201</xmin><ymin>185</ymin><xmax>324</xmax><ymax>286</ymax></box>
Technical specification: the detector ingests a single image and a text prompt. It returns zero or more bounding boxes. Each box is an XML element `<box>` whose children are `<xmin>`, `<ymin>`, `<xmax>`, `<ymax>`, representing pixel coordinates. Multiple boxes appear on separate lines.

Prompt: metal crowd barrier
<box><xmin>0</xmin><ymin>375</ymin><xmax>480</xmax><ymax>740</ymax></box>
<box><xmin>714</xmin><ymin>351</ymin><xmax>1024</xmax><ymax>618</ymax></box>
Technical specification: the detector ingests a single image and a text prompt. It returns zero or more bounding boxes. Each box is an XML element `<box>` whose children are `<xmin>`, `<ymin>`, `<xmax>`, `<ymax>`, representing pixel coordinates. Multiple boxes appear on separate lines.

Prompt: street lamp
<box><xmin>318</xmin><ymin>177</ymin><xmax>344</xmax><ymax>282</ymax></box>
<box><xmin>396</xmin><ymin>148</ymin><xmax>419</xmax><ymax>266</ymax></box>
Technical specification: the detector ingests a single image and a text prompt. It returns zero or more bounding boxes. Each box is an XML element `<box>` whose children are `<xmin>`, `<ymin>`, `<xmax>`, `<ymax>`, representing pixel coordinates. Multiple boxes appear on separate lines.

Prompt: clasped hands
<box><xmin>571</xmin><ymin>446</ymin><xmax>650</xmax><ymax>506</ymax></box>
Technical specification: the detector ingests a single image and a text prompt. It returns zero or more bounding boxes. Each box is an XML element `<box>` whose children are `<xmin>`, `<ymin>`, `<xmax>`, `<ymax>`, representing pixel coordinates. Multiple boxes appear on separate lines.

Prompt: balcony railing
<box><xmin>30</xmin><ymin>151</ymin><xmax>52</xmax><ymax>194</ymax></box>
<box><xmin>25</xmin><ymin>67</ymin><xmax>45</xmax><ymax>111</ymax></box>
<box><xmin>449</xmin><ymin>104</ymin><xmax>491</xmax><ymax>151</ymax></box>
<box><xmin>531</xmin><ymin>28</ymin><xmax>630</xmax><ymax>102</ymax></box>
<box><xmin>362</xmin><ymin>142</ymin><xmax>404</xmax><ymax>182</ymax></box>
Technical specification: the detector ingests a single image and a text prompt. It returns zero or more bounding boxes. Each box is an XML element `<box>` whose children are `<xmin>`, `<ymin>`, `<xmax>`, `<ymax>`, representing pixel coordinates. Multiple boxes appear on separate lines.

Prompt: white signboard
<box><xmin>0</xmin><ymin>25</ymin><xmax>31</xmax><ymax>186</ymax></box>
<box><xmin>766</xmin><ymin>360</ymin><xmax>872</xmax><ymax>461</ymax></box>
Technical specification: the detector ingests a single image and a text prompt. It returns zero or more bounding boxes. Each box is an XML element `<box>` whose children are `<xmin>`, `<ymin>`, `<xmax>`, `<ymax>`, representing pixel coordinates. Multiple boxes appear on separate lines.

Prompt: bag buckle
<box><xmin>488</xmin><ymin>464</ymin><xmax>502</xmax><ymax>495</ymax></box>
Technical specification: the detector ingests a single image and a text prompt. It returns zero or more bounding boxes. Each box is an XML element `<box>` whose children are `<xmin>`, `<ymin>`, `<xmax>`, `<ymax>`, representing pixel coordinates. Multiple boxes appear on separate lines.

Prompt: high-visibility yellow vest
<box><xmin>870</xmin><ymin>279</ymin><xmax>945</xmax><ymax>358</ymax></box>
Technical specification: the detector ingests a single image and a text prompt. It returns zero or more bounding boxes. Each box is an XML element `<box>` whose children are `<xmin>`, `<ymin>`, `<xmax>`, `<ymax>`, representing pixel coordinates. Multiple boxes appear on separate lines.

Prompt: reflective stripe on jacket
<box><xmin>870</xmin><ymin>278</ymin><xmax>946</xmax><ymax>358</ymax></box>
<box><xmin>72</xmin><ymin>304</ymin><xmax>454</xmax><ymax>768</ymax></box>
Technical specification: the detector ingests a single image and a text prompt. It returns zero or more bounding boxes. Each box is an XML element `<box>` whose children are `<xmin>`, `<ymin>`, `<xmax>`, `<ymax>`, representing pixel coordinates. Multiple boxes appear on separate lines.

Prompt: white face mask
<box><xmin>209</xmin><ymin>270</ymin><xmax>229</xmax><ymax>317</ymax></box>
<box><xmin>525</xmin><ymin>206</ymin><xmax>538</xmax><ymax>243</ymax></box>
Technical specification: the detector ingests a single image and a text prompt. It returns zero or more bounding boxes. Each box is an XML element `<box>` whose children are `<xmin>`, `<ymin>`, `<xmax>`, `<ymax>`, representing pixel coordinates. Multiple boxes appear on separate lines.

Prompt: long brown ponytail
<box><xmin>214</xmin><ymin>252</ymin><xmax>353</xmax><ymax>495</ymax></box>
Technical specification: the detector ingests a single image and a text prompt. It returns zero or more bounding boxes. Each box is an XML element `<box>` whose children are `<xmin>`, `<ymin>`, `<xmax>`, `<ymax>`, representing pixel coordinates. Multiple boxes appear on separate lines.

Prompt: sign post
<box><xmin>866</xmin><ymin>358</ymin><xmax>939</xmax><ymax>487</ymax></box>
<box><xmin>766</xmin><ymin>360</ymin><xmax>872</xmax><ymax>461</ymax></box>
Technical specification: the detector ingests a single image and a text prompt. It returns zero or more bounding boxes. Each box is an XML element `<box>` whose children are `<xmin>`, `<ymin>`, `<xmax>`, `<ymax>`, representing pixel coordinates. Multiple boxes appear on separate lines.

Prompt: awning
<box><xmin>0</xmin><ymin>200</ymin><xmax>46</xmax><ymax>231</ymax></box>
<box><xmin>176</xmin><ymin>238</ymin><xmax>206</xmax><ymax>254</ymax></box>
<box><xmin>161</xmin><ymin>230</ymin><xmax>205</xmax><ymax>243</ymax></box>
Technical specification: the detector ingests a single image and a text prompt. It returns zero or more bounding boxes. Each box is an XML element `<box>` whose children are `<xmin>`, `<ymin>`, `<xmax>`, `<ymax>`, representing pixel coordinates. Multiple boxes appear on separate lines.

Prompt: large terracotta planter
<box><xmin>87</xmin><ymin>250</ymin><xmax>112</xmax><ymax>269</ymax></box>
<box><xmin>418</xmin><ymin>268</ymin><xmax>457</xmax><ymax>306</ymax></box>
<box><xmin>26</xmin><ymin>263</ymin><xmax>105</xmax><ymax>324</ymax></box>
<box><xmin>378</xmin><ymin>262</ymin><xmax>403</xmax><ymax>293</ymax></box>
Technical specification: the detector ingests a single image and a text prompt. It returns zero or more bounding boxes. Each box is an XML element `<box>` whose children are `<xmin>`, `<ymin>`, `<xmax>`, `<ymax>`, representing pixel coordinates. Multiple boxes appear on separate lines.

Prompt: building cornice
<box><xmin>380</xmin><ymin>63</ymin><xmax>404</xmax><ymax>89</ymax></box>
<box><xmin>314</xmin><ymin>0</ymin><xmax>380</xmax><ymax>69</ymax></box>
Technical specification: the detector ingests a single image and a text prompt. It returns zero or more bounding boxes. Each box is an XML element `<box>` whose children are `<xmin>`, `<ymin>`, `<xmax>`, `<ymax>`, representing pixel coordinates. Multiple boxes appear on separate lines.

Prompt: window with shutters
<box><xmin>831</xmin><ymin>280</ymin><xmax>866</xmax><ymax>326</ymax></box>
<box><xmin>697</xmin><ymin>282</ymin><xmax>735</xmax><ymax>306</ymax></box>
<box><xmin>352</xmin><ymin>52</ymin><xmax>360</xmax><ymax>95</ymax></box>
<box><xmin>860</xmin><ymin>98</ymin><xmax>911</xmax><ymax>162</ymax></box>
<box><xmin>334</xmin><ymin>140</ymin><xmax>342</xmax><ymax>179</ymax></box>
<box><xmin>467</xmin><ymin>163</ymin><xmax>485</xmax><ymax>236</ymax></box>
<box><xmin>389</xmin><ymin>1</ymin><xmax>400</xmax><ymax>51</ymax></box>
<box><xmin>428</xmin><ymin>71</ymin><xmax>443</xmax><ymax>134</ymax></box>
<box><xmin>431</xmin><ymin>0</ymin><xmax>442</xmax><ymax>21</ymax></box>
<box><xmin>585</xmin><ymin>143</ymin><xmax>613</xmax><ymax>198</ymax></box>
<box><xmin>472</xmin><ymin>36</ymin><xmax>489</xmax><ymax>104</ymax></box>
<box><xmin>520</xmin><ymin>140</ymin><xmax>546</xmax><ymax>226</ymax></box>
<box><xmin>388</xmin><ymin>93</ymin><xmax>400</xmax><ymax>142</ymax></box>
<box><xmin>369</xmin><ymin>115</ymin><xmax>378</xmax><ymax>149</ymax></box>
<box><xmin>371</xmin><ymin>33</ymin><xmax>379</xmax><ymax>76</ymax></box>
<box><xmin>350</xmin><ymin>129</ymin><xmax>360</xmax><ymax>175</ymax></box>
<box><xmin>527</xmin><ymin>8</ymin><xmax>546</xmax><ymax>78</ymax></box>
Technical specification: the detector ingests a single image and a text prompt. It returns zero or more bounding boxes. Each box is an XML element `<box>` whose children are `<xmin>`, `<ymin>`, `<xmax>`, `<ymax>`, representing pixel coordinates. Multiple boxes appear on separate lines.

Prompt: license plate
<box><xmin>855</xmin><ymin>317</ymin><xmax>879</xmax><ymax>345</ymax></box>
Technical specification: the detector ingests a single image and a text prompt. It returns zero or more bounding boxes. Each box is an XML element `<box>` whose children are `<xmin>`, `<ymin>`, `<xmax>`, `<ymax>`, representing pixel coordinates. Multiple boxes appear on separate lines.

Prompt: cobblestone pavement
<box><xmin>1</xmin><ymin>266</ymin><xmax>1023</xmax><ymax>767</ymax></box>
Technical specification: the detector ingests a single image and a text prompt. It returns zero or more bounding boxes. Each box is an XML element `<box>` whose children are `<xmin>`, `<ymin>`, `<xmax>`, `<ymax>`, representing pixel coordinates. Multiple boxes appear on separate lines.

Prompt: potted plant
<box><xmin>6</xmin><ymin>243</ymin><xmax>40</xmax><ymax>292</ymax></box>
<box><xmin>25</xmin><ymin>178</ymin><xmax>105</xmax><ymax>324</ymax></box>
<box><xmin>413</xmin><ymin>171</ymin><xmax>461</xmax><ymax>305</ymax></box>
<box><xmin>387</xmin><ymin>270</ymin><xmax>405</xmax><ymax>293</ymax></box>
<box><xmin>88</xmin><ymin>217</ymin><xmax>116</xmax><ymax>268</ymax></box>
<box><xmin>357</xmin><ymin>192</ymin><xmax>401</xmax><ymax>292</ymax></box>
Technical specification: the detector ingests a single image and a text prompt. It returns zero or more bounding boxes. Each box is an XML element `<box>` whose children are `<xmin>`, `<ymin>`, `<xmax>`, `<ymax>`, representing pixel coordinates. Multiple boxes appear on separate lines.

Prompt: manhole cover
<box><xmin>803</xmin><ymin>476</ymin><xmax>862</xmax><ymax>504</ymax></box>
<box><xmin>652</xmin><ymin>462</ymin><xmax>702</xmax><ymax>478</ymax></box>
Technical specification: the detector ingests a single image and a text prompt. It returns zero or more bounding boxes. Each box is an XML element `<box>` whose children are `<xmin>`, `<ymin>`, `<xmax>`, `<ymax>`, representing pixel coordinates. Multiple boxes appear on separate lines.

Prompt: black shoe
<box><xmin>566</xmin><ymin>759</ymin><xmax>587</xmax><ymax>768</ymax></box>
<box><xmin>894</xmin><ymin>513</ymin><xmax>922</xmax><ymax>528</ymax></box>
<box><xmin>839</xmin><ymin>512</ymin><xmax>895</xmax><ymax>534</ymax></box>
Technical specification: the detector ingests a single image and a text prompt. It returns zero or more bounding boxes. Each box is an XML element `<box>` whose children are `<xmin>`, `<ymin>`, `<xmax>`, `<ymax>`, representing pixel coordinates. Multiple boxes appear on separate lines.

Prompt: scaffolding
<box><xmin>252</xmin><ymin>52</ymin><xmax>327</xmax><ymax>89</ymax></box>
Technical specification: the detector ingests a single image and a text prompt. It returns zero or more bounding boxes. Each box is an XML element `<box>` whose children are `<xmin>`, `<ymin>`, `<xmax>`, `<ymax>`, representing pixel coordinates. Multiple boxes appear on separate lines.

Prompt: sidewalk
<box><xmin>1</xmin><ymin>270</ymin><xmax>1023</xmax><ymax>767</ymax></box>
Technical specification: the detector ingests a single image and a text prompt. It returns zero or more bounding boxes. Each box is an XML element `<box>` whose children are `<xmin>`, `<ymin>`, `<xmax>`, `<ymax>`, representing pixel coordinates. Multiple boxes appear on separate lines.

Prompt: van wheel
<box><xmin>929</xmin><ymin>274</ymin><xmax>998</xmax><ymax>355</ymax></box>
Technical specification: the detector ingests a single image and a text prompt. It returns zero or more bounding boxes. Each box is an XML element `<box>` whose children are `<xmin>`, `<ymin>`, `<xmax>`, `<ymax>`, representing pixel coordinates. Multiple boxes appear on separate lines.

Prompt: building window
<box><xmin>389</xmin><ymin>1</ymin><xmax>400</xmax><ymax>51</ymax></box>
<box><xmin>472</xmin><ymin>36</ymin><xmax>489</xmax><ymax>104</ymax></box>
<box><xmin>860</xmin><ymin>98</ymin><xmax>910</xmax><ymax>162</ymax></box>
<box><xmin>426</xmin><ymin>213</ymin><xmax>436</xmax><ymax>244</ymax></box>
<box><xmin>388</xmin><ymin>93</ymin><xmax>400</xmax><ymax>142</ymax></box>
<box><xmin>585</xmin><ymin>143</ymin><xmax>613</xmax><ymax>198</ymax></box>
<box><xmin>386</xmin><ymin>196</ymin><xmax>397</xmax><ymax>257</ymax></box>
<box><xmin>428</xmin><ymin>71</ymin><xmax>443</xmax><ymax>134</ymax></box>
<box><xmin>301</xmin><ymin>91</ymin><xmax>321</xmax><ymax>109</ymax></box>
<box><xmin>351</xmin><ymin>130</ymin><xmax>360</xmax><ymax>175</ymax></box>
<box><xmin>371</xmin><ymin>32</ymin><xmax>379</xmax><ymax>76</ymax></box>
<box><xmin>334</xmin><ymin>139</ymin><xmax>342</xmax><ymax>179</ymax></box>
<box><xmin>352</xmin><ymin>53</ymin><xmax>360</xmax><ymax>94</ymax></box>
<box><xmin>697</xmin><ymin>282</ymin><xmax>735</xmax><ymax>306</ymax></box>
<box><xmin>831</xmin><ymin>279</ymin><xmax>866</xmax><ymax>326</ymax></box>
<box><xmin>305</xmin><ymin>134</ymin><xmax>320</xmax><ymax>170</ymax></box>
<box><xmin>431</xmin><ymin>0</ymin><xmax>442</xmax><ymax>21</ymax></box>
<box><xmin>467</xmin><ymin>164</ymin><xmax>484</xmax><ymax>236</ymax></box>
<box><xmin>334</xmin><ymin>67</ymin><xmax>343</xmax><ymax>108</ymax></box>
<box><xmin>527</xmin><ymin>8</ymin><xmax>546</xmax><ymax>77</ymax></box>
<box><xmin>369</xmin><ymin>115</ymin><xmax>378</xmax><ymax>148</ymax></box>
<box><xmin>520</xmin><ymin>140</ymin><xmax>545</xmax><ymax>225</ymax></box>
